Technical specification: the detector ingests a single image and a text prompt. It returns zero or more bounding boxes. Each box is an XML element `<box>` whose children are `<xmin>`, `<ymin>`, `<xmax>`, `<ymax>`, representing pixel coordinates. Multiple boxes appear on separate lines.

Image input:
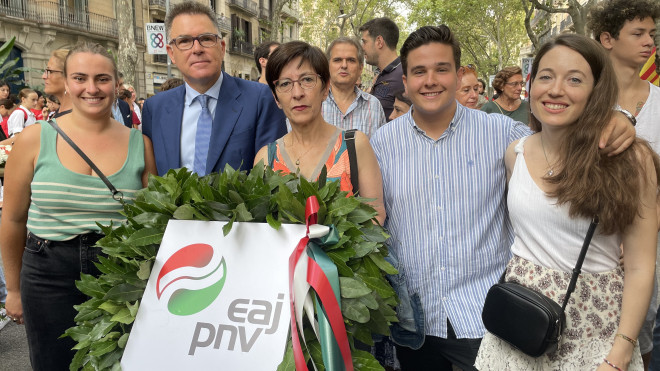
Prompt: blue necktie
<box><xmin>194</xmin><ymin>94</ymin><xmax>212</xmax><ymax>176</ymax></box>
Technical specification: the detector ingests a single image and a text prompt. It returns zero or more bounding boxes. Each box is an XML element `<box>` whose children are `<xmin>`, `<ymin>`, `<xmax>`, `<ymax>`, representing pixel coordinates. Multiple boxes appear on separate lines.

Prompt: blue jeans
<box><xmin>0</xmin><ymin>264</ymin><xmax>7</xmax><ymax>304</ymax></box>
<box><xmin>21</xmin><ymin>232</ymin><xmax>104</xmax><ymax>371</ymax></box>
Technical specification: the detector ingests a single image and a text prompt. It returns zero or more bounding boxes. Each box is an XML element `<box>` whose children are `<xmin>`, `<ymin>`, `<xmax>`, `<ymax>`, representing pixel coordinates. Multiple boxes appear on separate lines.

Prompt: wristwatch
<box><xmin>614</xmin><ymin>105</ymin><xmax>636</xmax><ymax>126</ymax></box>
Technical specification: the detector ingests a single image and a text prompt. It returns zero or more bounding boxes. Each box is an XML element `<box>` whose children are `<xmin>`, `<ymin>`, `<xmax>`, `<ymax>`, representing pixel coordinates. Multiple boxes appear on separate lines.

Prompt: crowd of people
<box><xmin>0</xmin><ymin>0</ymin><xmax>659</xmax><ymax>370</ymax></box>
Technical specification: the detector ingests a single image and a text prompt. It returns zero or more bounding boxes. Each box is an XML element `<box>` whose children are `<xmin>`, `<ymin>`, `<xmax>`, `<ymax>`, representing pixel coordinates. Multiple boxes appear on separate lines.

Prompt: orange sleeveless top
<box><xmin>269</xmin><ymin>129</ymin><xmax>353</xmax><ymax>195</ymax></box>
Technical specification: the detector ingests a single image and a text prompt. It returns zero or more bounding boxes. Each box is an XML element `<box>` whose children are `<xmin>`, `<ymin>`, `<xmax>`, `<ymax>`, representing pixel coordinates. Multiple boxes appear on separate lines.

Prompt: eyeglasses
<box><xmin>274</xmin><ymin>74</ymin><xmax>320</xmax><ymax>93</ymax></box>
<box><xmin>463</xmin><ymin>64</ymin><xmax>476</xmax><ymax>72</ymax></box>
<box><xmin>169</xmin><ymin>33</ymin><xmax>221</xmax><ymax>50</ymax></box>
<box><xmin>44</xmin><ymin>68</ymin><xmax>64</xmax><ymax>77</ymax></box>
<box><xmin>505</xmin><ymin>81</ymin><xmax>525</xmax><ymax>87</ymax></box>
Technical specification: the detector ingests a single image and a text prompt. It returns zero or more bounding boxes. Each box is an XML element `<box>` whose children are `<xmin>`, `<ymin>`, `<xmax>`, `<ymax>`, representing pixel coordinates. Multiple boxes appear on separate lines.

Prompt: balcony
<box><xmin>217</xmin><ymin>15</ymin><xmax>231</xmax><ymax>33</ymax></box>
<box><xmin>0</xmin><ymin>1</ymin><xmax>118</xmax><ymax>38</ymax></box>
<box><xmin>149</xmin><ymin>0</ymin><xmax>166</xmax><ymax>12</ymax></box>
<box><xmin>228</xmin><ymin>0</ymin><xmax>258</xmax><ymax>16</ymax></box>
<box><xmin>259</xmin><ymin>6</ymin><xmax>269</xmax><ymax>20</ymax></box>
<box><xmin>281</xmin><ymin>3</ymin><xmax>299</xmax><ymax>19</ymax></box>
<box><xmin>228</xmin><ymin>38</ymin><xmax>255</xmax><ymax>57</ymax></box>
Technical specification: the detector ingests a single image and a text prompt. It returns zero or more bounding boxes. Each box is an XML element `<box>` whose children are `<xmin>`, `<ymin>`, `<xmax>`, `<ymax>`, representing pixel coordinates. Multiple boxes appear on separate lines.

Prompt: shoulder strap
<box><xmin>267</xmin><ymin>141</ymin><xmax>277</xmax><ymax>168</ymax></box>
<box><xmin>46</xmin><ymin>120</ymin><xmax>124</xmax><ymax>203</ymax></box>
<box><xmin>16</xmin><ymin>107</ymin><xmax>28</xmax><ymax>121</ymax></box>
<box><xmin>560</xmin><ymin>217</ymin><xmax>599</xmax><ymax>312</ymax></box>
<box><xmin>344</xmin><ymin>129</ymin><xmax>359</xmax><ymax>195</ymax></box>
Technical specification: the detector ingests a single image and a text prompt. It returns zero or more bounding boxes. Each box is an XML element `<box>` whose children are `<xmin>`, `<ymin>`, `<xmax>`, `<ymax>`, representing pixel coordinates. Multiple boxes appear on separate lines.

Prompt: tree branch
<box><xmin>528</xmin><ymin>0</ymin><xmax>569</xmax><ymax>14</ymax></box>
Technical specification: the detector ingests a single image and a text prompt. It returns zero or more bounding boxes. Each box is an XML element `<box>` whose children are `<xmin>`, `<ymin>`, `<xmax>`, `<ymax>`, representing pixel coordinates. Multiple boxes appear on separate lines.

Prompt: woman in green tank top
<box><xmin>0</xmin><ymin>42</ymin><xmax>156</xmax><ymax>371</ymax></box>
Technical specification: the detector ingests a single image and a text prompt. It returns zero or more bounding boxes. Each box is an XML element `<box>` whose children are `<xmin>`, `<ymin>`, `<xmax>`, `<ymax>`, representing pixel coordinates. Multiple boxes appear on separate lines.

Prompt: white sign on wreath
<box><xmin>121</xmin><ymin>220</ymin><xmax>306</xmax><ymax>370</ymax></box>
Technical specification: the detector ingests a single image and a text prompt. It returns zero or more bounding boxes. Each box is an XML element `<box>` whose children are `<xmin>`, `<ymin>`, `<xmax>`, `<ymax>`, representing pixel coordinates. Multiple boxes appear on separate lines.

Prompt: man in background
<box><xmin>323</xmin><ymin>37</ymin><xmax>385</xmax><ymax>137</ymax></box>
<box><xmin>359</xmin><ymin>17</ymin><xmax>404</xmax><ymax>119</ymax></box>
<box><xmin>255</xmin><ymin>41</ymin><xmax>280</xmax><ymax>85</ymax></box>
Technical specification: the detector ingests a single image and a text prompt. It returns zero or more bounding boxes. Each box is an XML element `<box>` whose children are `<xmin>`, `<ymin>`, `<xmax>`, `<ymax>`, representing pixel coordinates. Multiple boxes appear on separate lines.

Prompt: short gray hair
<box><xmin>165</xmin><ymin>2</ymin><xmax>220</xmax><ymax>41</ymax></box>
<box><xmin>326</xmin><ymin>37</ymin><xmax>364</xmax><ymax>65</ymax></box>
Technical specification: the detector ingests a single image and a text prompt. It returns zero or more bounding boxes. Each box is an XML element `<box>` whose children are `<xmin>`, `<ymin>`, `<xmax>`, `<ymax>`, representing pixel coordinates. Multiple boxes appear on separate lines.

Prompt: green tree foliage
<box><xmin>406</xmin><ymin>0</ymin><xmax>529</xmax><ymax>79</ymax></box>
<box><xmin>522</xmin><ymin>0</ymin><xmax>597</xmax><ymax>50</ymax></box>
<box><xmin>0</xmin><ymin>37</ymin><xmax>29</xmax><ymax>86</ymax></box>
<box><xmin>299</xmin><ymin>0</ymin><xmax>406</xmax><ymax>50</ymax></box>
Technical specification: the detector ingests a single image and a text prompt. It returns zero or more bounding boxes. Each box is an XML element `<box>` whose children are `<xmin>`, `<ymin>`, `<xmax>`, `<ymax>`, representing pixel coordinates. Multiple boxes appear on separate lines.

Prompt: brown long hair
<box><xmin>530</xmin><ymin>33</ymin><xmax>660</xmax><ymax>235</ymax></box>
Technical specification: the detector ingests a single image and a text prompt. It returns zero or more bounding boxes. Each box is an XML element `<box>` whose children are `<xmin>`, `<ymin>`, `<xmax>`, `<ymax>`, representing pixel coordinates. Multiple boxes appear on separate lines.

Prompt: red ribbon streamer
<box><xmin>288</xmin><ymin>196</ymin><xmax>354</xmax><ymax>371</ymax></box>
<box><xmin>307</xmin><ymin>257</ymin><xmax>354</xmax><ymax>371</ymax></box>
<box><xmin>288</xmin><ymin>196</ymin><xmax>319</xmax><ymax>370</ymax></box>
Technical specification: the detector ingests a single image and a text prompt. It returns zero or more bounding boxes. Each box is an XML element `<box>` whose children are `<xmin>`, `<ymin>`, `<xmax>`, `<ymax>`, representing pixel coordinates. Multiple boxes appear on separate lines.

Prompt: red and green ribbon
<box><xmin>288</xmin><ymin>196</ymin><xmax>353</xmax><ymax>371</ymax></box>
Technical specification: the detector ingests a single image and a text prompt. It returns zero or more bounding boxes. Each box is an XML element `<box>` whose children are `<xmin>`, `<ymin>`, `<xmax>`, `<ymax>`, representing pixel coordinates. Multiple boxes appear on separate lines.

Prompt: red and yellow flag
<box><xmin>640</xmin><ymin>46</ymin><xmax>659</xmax><ymax>86</ymax></box>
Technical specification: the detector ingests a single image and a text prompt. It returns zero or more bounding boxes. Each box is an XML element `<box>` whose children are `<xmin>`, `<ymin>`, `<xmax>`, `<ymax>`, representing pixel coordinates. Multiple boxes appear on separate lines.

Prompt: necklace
<box><xmin>287</xmin><ymin>138</ymin><xmax>313</xmax><ymax>166</ymax></box>
<box><xmin>540</xmin><ymin>134</ymin><xmax>555</xmax><ymax>176</ymax></box>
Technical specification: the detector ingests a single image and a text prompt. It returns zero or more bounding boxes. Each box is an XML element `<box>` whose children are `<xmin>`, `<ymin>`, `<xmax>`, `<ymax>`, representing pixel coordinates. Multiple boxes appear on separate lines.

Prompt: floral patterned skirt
<box><xmin>475</xmin><ymin>255</ymin><xmax>643</xmax><ymax>371</ymax></box>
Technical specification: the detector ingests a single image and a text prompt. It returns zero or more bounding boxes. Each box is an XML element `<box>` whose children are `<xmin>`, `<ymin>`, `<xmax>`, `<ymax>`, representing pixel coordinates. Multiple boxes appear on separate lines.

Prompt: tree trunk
<box><xmin>270</xmin><ymin>0</ymin><xmax>287</xmax><ymax>42</ymax></box>
<box><xmin>117</xmin><ymin>0</ymin><xmax>137</xmax><ymax>87</ymax></box>
<box><xmin>522</xmin><ymin>0</ymin><xmax>538</xmax><ymax>50</ymax></box>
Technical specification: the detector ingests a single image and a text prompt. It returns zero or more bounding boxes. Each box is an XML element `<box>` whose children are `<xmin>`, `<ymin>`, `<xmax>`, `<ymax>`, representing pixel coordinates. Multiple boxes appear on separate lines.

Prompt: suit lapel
<box><xmin>207</xmin><ymin>73</ymin><xmax>243</xmax><ymax>172</ymax></box>
<box><xmin>161</xmin><ymin>86</ymin><xmax>186</xmax><ymax>170</ymax></box>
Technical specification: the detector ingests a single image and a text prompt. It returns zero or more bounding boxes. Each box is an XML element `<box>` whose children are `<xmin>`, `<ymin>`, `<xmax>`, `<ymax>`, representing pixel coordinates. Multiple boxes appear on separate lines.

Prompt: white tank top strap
<box><xmin>514</xmin><ymin>135</ymin><xmax>530</xmax><ymax>155</ymax></box>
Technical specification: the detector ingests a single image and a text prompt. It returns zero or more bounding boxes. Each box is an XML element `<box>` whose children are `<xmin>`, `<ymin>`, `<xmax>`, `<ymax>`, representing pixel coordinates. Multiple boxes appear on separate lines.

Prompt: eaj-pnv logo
<box><xmin>156</xmin><ymin>243</ymin><xmax>226</xmax><ymax>316</ymax></box>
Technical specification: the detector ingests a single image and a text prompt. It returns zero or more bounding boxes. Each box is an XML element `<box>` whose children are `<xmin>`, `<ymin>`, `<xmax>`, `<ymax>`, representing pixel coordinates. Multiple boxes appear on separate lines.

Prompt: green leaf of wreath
<box><xmin>66</xmin><ymin>165</ymin><xmax>395</xmax><ymax>371</ymax></box>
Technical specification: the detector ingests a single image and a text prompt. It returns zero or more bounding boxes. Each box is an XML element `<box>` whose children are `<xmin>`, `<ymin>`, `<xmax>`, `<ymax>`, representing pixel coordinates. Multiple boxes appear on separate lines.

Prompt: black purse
<box><xmin>481</xmin><ymin>218</ymin><xmax>598</xmax><ymax>357</ymax></box>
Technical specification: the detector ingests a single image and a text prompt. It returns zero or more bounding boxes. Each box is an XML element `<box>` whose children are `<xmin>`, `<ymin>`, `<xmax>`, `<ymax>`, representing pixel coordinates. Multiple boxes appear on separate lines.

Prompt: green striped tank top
<box><xmin>27</xmin><ymin>122</ymin><xmax>145</xmax><ymax>241</ymax></box>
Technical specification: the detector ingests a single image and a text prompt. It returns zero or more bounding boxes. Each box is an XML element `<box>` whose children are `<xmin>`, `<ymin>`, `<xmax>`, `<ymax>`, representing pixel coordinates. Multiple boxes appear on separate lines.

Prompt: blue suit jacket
<box><xmin>142</xmin><ymin>72</ymin><xmax>287</xmax><ymax>176</ymax></box>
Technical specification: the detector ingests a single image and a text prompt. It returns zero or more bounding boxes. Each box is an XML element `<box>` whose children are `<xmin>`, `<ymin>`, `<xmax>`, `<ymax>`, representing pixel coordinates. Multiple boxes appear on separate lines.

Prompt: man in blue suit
<box><xmin>142</xmin><ymin>2</ymin><xmax>286</xmax><ymax>176</ymax></box>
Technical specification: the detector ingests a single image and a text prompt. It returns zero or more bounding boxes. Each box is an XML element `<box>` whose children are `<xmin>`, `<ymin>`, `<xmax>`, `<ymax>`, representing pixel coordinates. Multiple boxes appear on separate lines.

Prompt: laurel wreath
<box><xmin>65</xmin><ymin>164</ymin><xmax>397</xmax><ymax>371</ymax></box>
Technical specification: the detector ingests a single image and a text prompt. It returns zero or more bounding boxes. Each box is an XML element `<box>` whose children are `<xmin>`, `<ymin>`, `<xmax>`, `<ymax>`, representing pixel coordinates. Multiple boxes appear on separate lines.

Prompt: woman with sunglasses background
<box><xmin>481</xmin><ymin>66</ymin><xmax>530</xmax><ymax>124</ymax></box>
<box><xmin>42</xmin><ymin>49</ymin><xmax>72</xmax><ymax>119</ymax></box>
<box><xmin>253</xmin><ymin>41</ymin><xmax>385</xmax><ymax>224</ymax></box>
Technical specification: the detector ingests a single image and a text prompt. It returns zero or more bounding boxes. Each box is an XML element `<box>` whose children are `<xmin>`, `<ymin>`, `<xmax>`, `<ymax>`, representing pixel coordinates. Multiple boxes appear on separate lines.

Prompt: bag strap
<box><xmin>344</xmin><ymin>129</ymin><xmax>359</xmax><ymax>195</ymax></box>
<box><xmin>498</xmin><ymin>217</ymin><xmax>599</xmax><ymax>312</ymax></box>
<box><xmin>46</xmin><ymin>120</ymin><xmax>124</xmax><ymax>203</ymax></box>
<box><xmin>560</xmin><ymin>217</ymin><xmax>599</xmax><ymax>312</ymax></box>
<box><xmin>267</xmin><ymin>141</ymin><xmax>277</xmax><ymax>168</ymax></box>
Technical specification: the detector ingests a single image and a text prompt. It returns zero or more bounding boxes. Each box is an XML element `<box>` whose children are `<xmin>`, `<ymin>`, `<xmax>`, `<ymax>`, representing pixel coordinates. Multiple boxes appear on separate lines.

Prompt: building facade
<box><xmin>0</xmin><ymin>0</ymin><xmax>300</xmax><ymax>97</ymax></box>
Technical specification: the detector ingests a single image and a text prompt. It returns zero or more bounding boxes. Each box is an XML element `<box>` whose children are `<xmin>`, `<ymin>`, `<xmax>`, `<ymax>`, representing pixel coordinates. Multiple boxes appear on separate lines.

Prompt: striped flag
<box><xmin>640</xmin><ymin>46</ymin><xmax>659</xmax><ymax>86</ymax></box>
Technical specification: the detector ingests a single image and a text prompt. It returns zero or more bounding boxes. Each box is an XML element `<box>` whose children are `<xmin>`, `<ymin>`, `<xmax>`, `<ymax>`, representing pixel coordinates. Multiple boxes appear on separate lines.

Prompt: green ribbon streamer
<box><xmin>307</xmin><ymin>225</ymin><xmax>344</xmax><ymax>371</ymax></box>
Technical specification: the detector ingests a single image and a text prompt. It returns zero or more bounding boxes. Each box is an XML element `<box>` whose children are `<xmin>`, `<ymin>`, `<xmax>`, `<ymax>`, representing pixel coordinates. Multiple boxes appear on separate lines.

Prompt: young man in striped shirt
<box><xmin>370</xmin><ymin>25</ymin><xmax>637</xmax><ymax>370</ymax></box>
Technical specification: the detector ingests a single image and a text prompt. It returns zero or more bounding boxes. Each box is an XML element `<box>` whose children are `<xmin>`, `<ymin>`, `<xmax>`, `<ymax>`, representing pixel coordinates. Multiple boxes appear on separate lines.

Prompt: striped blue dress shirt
<box><xmin>322</xmin><ymin>87</ymin><xmax>386</xmax><ymax>137</ymax></box>
<box><xmin>370</xmin><ymin>103</ymin><xmax>531</xmax><ymax>339</ymax></box>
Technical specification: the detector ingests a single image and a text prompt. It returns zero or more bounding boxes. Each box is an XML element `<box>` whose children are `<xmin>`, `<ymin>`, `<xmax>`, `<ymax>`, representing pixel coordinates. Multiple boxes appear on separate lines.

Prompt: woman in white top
<box><xmin>7</xmin><ymin>88</ymin><xmax>38</xmax><ymax>137</ymax></box>
<box><xmin>475</xmin><ymin>33</ymin><xmax>660</xmax><ymax>371</ymax></box>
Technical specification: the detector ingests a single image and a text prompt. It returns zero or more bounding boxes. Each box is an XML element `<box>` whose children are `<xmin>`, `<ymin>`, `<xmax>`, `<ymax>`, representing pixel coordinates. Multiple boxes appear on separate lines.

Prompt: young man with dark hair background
<box><xmin>359</xmin><ymin>17</ymin><xmax>404</xmax><ymax>119</ymax></box>
<box><xmin>371</xmin><ymin>24</ymin><xmax>638</xmax><ymax>371</ymax></box>
<box><xmin>588</xmin><ymin>1</ymin><xmax>660</xmax><ymax>369</ymax></box>
<box><xmin>255</xmin><ymin>41</ymin><xmax>281</xmax><ymax>85</ymax></box>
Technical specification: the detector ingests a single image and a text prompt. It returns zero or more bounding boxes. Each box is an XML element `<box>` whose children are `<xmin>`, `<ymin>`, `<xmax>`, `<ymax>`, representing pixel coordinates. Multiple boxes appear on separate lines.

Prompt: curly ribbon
<box><xmin>289</xmin><ymin>196</ymin><xmax>353</xmax><ymax>371</ymax></box>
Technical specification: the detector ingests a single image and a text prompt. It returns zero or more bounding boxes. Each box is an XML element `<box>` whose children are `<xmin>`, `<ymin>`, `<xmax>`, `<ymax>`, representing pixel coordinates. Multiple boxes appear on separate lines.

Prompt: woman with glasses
<box><xmin>42</xmin><ymin>49</ymin><xmax>72</xmax><ymax>119</ymax></box>
<box><xmin>253</xmin><ymin>41</ymin><xmax>385</xmax><ymax>224</ymax></box>
<box><xmin>481</xmin><ymin>66</ymin><xmax>530</xmax><ymax>124</ymax></box>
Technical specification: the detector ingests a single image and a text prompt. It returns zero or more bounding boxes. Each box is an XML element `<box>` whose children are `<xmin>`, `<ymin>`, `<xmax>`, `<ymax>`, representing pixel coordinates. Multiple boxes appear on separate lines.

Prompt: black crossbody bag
<box><xmin>47</xmin><ymin>120</ymin><xmax>124</xmax><ymax>203</ymax></box>
<box><xmin>481</xmin><ymin>217</ymin><xmax>598</xmax><ymax>357</ymax></box>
